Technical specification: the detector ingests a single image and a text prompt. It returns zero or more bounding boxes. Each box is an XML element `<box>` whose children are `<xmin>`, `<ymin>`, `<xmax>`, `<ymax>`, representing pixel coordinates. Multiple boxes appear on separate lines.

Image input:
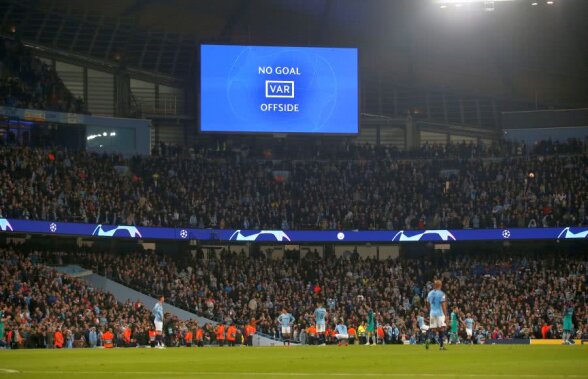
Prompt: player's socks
<box><xmin>438</xmin><ymin>331</ymin><xmax>445</xmax><ymax>348</ymax></box>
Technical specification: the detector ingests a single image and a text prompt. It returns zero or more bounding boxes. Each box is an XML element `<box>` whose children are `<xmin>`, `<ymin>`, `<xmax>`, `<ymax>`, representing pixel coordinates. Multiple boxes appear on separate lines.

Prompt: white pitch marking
<box><xmin>12</xmin><ymin>371</ymin><xmax>588</xmax><ymax>378</ymax></box>
<box><xmin>0</xmin><ymin>369</ymin><xmax>19</xmax><ymax>374</ymax></box>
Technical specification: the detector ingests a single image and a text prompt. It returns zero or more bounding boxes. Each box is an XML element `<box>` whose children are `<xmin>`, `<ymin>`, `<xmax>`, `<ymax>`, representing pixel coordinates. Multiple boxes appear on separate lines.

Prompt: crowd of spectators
<box><xmin>1</xmin><ymin>243</ymin><xmax>586</xmax><ymax>348</ymax></box>
<box><xmin>33</xmin><ymin>246</ymin><xmax>588</xmax><ymax>344</ymax></box>
<box><xmin>0</xmin><ymin>138</ymin><xmax>587</xmax><ymax>230</ymax></box>
<box><xmin>154</xmin><ymin>137</ymin><xmax>587</xmax><ymax>162</ymax></box>
<box><xmin>0</xmin><ymin>36</ymin><xmax>84</xmax><ymax>113</ymax></box>
<box><xmin>0</xmin><ymin>247</ymin><xmax>155</xmax><ymax>348</ymax></box>
<box><xmin>0</xmin><ymin>247</ymin><xmax>233</xmax><ymax>349</ymax></box>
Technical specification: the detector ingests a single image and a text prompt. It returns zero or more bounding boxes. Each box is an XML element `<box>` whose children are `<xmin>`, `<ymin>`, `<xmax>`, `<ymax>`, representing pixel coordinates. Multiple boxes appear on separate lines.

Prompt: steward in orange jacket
<box><xmin>244</xmin><ymin>321</ymin><xmax>256</xmax><ymax>346</ymax></box>
<box><xmin>54</xmin><ymin>329</ymin><xmax>64</xmax><ymax>349</ymax></box>
<box><xmin>122</xmin><ymin>327</ymin><xmax>132</xmax><ymax>347</ymax></box>
<box><xmin>377</xmin><ymin>326</ymin><xmax>385</xmax><ymax>343</ymax></box>
<box><xmin>348</xmin><ymin>327</ymin><xmax>357</xmax><ymax>345</ymax></box>
<box><xmin>215</xmin><ymin>324</ymin><xmax>225</xmax><ymax>346</ymax></box>
<box><xmin>307</xmin><ymin>325</ymin><xmax>317</xmax><ymax>345</ymax></box>
<box><xmin>184</xmin><ymin>330</ymin><xmax>193</xmax><ymax>347</ymax></box>
<box><xmin>102</xmin><ymin>329</ymin><xmax>115</xmax><ymax>348</ymax></box>
<box><xmin>195</xmin><ymin>327</ymin><xmax>204</xmax><ymax>347</ymax></box>
<box><xmin>226</xmin><ymin>324</ymin><xmax>237</xmax><ymax>346</ymax></box>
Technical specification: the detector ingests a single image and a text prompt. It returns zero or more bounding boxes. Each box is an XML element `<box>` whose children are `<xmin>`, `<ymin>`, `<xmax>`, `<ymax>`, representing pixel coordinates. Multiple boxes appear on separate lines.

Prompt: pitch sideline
<box><xmin>1</xmin><ymin>371</ymin><xmax>586</xmax><ymax>378</ymax></box>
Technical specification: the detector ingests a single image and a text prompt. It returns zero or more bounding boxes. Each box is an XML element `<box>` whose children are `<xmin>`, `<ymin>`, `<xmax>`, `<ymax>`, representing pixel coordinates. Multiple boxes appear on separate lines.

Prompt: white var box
<box><xmin>265</xmin><ymin>80</ymin><xmax>295</xmax><ymax>99</ymax></box>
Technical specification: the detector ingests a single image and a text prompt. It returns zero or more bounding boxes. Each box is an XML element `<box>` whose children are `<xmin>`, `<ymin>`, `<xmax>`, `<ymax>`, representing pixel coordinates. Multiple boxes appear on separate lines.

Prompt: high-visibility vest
<box><xmin>216</xmin><ymin>325</ymin><xmax>225</xmax><ymax>340</ymax></box>
<box><xmin>54</xmin><ymin>331</ymin><xmax>64</xmax><ymax>348</ymax></box>
<box><xmin>123</xmin><ymin>328</ymin><xmax>132</xmax><ymax>343</ymax></box>
<box><xmin>377</xmin><ymin>327</ymin><xmax>385</xmax><ymax>338</ymax></box>
<box><xmin>148</xmin><ymin>330</ymin><xmax>156</xmax><ymax>342</ymax></box>
<box><xmin>358</xmin><ymin>326</ymin><xmax>366</xmax><ymax>337</ymax></box>
<box><xmin>102</xmin><ymin>331</ymin><xmax>114</xmax><ymax>348</ymax></box>
<box><xmin>195</xmin><ymin>329</ymin><xmax>203</xmax><ymax>341</ymax></box>
<box><xmin>185</xmin><ymin>331</ymin><xmax>193</xmax><ymax>343</ymax></box>
<box><xmin>348</xmin><ymin>328</ymin><xmax>357</xmax><ymax>337</ymax></box>
<box><xmin>226</xmin><ymin>326</ymin><xmax>237</xmax><ymax>341</ymax></box>
<box><xmin>245</xmin><ymin>325</ymin><xmax>256</xmax><ymax>337</ymax></box>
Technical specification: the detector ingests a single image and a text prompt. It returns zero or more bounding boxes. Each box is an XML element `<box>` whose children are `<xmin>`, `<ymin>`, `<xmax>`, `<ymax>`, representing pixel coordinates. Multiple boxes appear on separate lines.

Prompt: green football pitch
<box><xmin>0</xmin><ymin>345</ymin><xmax>587</xmax><ymax>379</ymax></box>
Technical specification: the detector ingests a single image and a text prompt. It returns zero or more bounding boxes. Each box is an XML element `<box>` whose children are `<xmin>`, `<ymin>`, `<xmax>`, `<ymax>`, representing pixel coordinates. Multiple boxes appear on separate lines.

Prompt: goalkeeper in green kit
<box><xmin>365</xmin><ymin>305</ymin><xmax>376</xmax><ymax>345</ymax></box>
<box><xmin>450</xmin><ymin>306</ymin><xmax>460</xmax><ymax>344</ymax></box>
<box><xmin>562</xmin><ymin>302</ymin><xmax>574</xmax><ymax>345</ymax></box>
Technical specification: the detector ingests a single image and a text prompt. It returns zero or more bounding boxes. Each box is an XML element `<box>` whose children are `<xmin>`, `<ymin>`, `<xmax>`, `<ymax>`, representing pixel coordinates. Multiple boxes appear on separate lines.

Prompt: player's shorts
<box><xmin>466</xmin><ymin>328</ymin><xmax>473</xmax><ymax>337</ymax></box>
<box><xmin>335</xmin><ymin>334</ymin><xmax>349</xmax><ymax>340</ymax></box>
<box><xmin>154</xmin><ymin>321</ymin><xmax>163</xmax><ymax>332</ymax></box>
<box><xmin>281</xmin><ymin>326</ymin><xmax>291</xmax><ymax>335</ymax></box>
<box><xmin>420</xmin><ymin>325</ymin><xmax>429</xmax><ymax>332</ymax></box>
<box><xmin>316</xmin><ymin>322</ymin><xmax>326</xmax><ymax>333</ymax></box>
<box><xmin>429</xmin><ymin>315</ymin><xmax>446</xmax><ymax>328</ymax></box>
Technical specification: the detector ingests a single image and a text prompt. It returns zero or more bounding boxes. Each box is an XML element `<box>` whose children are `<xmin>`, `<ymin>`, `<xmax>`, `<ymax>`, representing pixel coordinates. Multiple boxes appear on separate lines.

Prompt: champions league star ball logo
<box><xmin>557</xmin><ymin>227</ymin><xmax>588</xmax><ymax>239</ymax></box>
<box><xmin>92</xmin><ymin>225</ymin><xmax>143</xmax><ymax>238</ymax></box>
<box><xmin>391</xmin><ymin>230</ymin><xmax>456</xmax><ymax>242</ymax></box>
<box><xmin>229</xmin><ymin>230</ymin><xmax>291</xmax><ymax>242</ymax></box>
<box><xmin>0</xmin><ymin>218</ymin><xmax>13</xmax><ymax>231</ymax></box>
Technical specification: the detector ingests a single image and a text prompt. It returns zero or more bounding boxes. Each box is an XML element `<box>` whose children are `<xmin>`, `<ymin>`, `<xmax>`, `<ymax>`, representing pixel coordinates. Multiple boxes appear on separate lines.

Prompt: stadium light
<box><xmin>546</xmin><ymin>0</ymin><xmax>554</xmax><ymax>4</ymax></box>
<box><xmin>531</xmin><ymin>2</ymin><xmax>538</xmax><ymax>5</ymax></box>
<box><xmin>433</xmin><ymin>0</ymin><xmax>519</xmax><ymax>11</ymax></box>
<box><xmin>434</xmin><ymin>0</ymin><xmax>521</xmax><ymax>4</ymax></box>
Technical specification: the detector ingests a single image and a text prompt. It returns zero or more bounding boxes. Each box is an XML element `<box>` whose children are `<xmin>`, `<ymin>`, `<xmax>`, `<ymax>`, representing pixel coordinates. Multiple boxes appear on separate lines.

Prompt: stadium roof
<box><xmin>2</xmin><ymin>0</ymin><xmax>587</xmax><ymax>106</ymax></box>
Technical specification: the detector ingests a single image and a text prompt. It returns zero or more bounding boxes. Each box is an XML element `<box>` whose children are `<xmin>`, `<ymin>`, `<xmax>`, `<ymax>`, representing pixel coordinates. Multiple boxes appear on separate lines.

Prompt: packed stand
<box><xmin>0</xmin><ymin>247</ymin><xmax>203</xmax><ymax>349</ymax></box>
<box><xmin>39</xmin><ymin>246</ymin><xmax>588</xmax><ymax>345</ymax></box>
<box><xmin>0</xmin><ymin>36</ymin><xmax>84</xmax><ymax>113</ymax></box>
<box><xmin>1</xmin><ymin>138</ymin><xmax>587</xmax><ymax>230</ymax></box>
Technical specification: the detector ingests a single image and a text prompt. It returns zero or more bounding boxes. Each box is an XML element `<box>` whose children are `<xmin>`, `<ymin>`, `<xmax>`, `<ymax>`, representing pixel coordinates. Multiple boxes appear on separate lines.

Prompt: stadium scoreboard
<box><xmin>200</xmin><ymin>44</ymin><xmax>358</xmax><ymax>134</ymax></box>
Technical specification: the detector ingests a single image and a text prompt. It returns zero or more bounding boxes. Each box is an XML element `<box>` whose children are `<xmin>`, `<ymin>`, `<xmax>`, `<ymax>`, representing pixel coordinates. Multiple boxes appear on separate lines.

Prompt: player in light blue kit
<box><xmin>277</xmin><ymin>308</ymin><xmax>295</xmax><ymax>346</ymax></box>
<box><xmin>335</xmin><ymin>319</ymin><xmax>349</xmax><ymax>346</ymax></box>
<box><xmin>152</xmin><ymin>295</ymin><xmax>165</xmax><ymax>348</ymax></box>
<box><xmin>463</xmin><ymin>313</ymin><xmax>476</xmax><ymax>344</ymax></box>
<box><xmin>314</xmin><ymin>302</ymin><xmax>328</xmax><ymax>345</ymax></box>
<box><xmin>426</xmin><ymin>280</ymin><xmax>448</xmax><ymax>351</ymax></box>
<box><xmin>417</xmin><ymin>311</ymin><xmax>429</xmax><ymax>344</ymax></box>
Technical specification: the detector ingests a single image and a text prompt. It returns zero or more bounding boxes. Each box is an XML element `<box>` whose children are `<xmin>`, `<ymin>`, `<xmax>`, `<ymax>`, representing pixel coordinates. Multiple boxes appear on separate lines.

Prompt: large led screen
<box><xmin>200</xmin><ymin>44</ymin><xmax>358</xmax><ymax>134</ymax></box>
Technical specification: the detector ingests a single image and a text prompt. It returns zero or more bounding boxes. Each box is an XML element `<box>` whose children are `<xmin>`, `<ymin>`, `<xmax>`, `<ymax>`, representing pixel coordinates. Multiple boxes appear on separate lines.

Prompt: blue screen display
<box><xmin>200</xmin><ymin>44</ymin><xmax>358</xmax><ymax>134</ymax></box>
